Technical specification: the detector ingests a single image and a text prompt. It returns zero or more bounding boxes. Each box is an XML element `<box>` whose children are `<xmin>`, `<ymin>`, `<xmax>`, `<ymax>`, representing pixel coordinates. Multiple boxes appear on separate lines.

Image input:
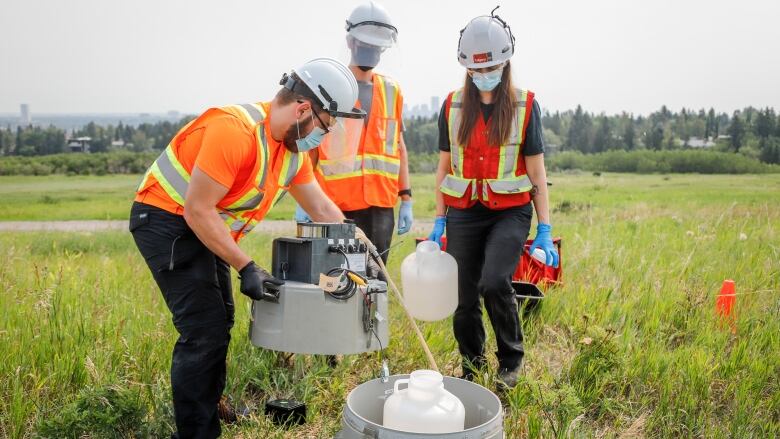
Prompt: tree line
<box><xmin>544</xmin><ymin>105</ymin><xmax>780</xmax><ymax>164</ymax></box>
<box><xmin>2</xmin><ymin>106</ymin><xmax>780</xmax><ymax>166</ymax></box>
<box><xmin>0</xmin><ymin>119</ymin><xmax>189</xmax><ymax>156</ymax></box>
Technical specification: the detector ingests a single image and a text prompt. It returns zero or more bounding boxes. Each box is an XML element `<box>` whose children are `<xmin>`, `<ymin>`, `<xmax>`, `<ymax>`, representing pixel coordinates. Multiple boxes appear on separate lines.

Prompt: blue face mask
<box><xmin>471</xmin><ymin>67</ymin><xmax>504</xmax><ymax>92</ymax></box>
<box><xmin>294</xmin><ymin>116</ymin><xmax>327</xmax><ymax>152</ymax></box>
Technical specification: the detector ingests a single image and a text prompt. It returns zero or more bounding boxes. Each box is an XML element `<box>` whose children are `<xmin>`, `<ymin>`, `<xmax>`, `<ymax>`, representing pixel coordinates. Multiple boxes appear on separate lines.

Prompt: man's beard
<box><xmin>281</xmin><ymin>117</ymin><xmax>313</xmax><ymax>152</ymax></box>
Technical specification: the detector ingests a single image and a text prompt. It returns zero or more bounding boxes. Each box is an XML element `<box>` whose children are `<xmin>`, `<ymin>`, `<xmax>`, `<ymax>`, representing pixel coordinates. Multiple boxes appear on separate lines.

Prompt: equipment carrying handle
<box><xmin>393</xmin><ymin>379</ymin><xmax>409</xmax><ymax>394</ymax></box>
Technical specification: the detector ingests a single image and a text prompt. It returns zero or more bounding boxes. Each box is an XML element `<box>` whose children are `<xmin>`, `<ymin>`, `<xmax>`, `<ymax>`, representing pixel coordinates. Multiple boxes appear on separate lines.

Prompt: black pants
<box><xmin>130</xmin><ymin>202</ymin><xmax>234</xmax><ymax>439</ymax></box>
<box><xmin>343</xmin><ymin>206</ymin><xmax>395</xmax><ymax>265</ymax></box>
<box><xmin>446</xmin><ymin>202</ymin><xmax>532</xmax><ymax>373</ymax></box>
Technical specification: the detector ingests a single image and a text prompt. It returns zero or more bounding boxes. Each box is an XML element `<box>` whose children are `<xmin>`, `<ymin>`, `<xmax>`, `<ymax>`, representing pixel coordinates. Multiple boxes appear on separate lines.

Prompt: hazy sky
<box><xmin>1</xmin><ymin>0</ymin><xmax>779</xmax><ymax>115</ymax></box>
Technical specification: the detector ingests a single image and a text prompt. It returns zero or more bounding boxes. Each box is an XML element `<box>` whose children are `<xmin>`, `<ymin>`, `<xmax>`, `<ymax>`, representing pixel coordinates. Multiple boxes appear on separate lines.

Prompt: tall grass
<box><xmin>1</xmin><ymin>174</ymin><xmax>778</xmax><ymax>437</ymax></box>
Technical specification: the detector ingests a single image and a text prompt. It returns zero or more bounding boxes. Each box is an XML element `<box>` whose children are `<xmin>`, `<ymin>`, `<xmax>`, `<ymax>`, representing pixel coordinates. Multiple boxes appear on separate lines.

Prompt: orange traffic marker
<box><xmin>716</xmin><ymin>279</ymin><xmax>736</xmax><ymax>333</ymax></box>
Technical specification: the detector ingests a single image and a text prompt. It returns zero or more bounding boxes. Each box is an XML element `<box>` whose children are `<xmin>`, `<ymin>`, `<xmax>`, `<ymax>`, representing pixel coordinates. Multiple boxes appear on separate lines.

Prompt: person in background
<box><xmin>298</xmin><ymin>1</ymin><xmax>413</xmax><ymax>273</ymax></box>
<box><xmin>428</xmin><ymin>8</ymin><xmax>559</xmax><ymax>389</ymax></box>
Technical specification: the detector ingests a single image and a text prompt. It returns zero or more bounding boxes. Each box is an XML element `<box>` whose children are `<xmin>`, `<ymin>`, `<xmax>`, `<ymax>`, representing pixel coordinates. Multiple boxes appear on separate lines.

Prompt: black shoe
<box><xmin>218</xmin><ymin>395</ymin><xmax>250</xmax><ymax>424</ymax></box>
<box><xmin>460</xmin><ymin>370</ymin><xmax>476</xmax><ymax>382</ymax></box>
<box><xmin>497</xmin><ymin>365</ymin><xmax>522</xmax><ymax>389</ymax></box>
<box><xmin>460</xmin><ymin>358</ymin><xmax>485</xmax><ymax>382</ymax></box>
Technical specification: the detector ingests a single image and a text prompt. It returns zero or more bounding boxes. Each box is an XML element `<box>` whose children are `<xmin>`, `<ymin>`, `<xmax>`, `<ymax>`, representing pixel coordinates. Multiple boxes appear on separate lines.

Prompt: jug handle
<box><xmin>393</xmin><ymin>378</ymin><xmax>409</xmax><ymax>394</ymax></box>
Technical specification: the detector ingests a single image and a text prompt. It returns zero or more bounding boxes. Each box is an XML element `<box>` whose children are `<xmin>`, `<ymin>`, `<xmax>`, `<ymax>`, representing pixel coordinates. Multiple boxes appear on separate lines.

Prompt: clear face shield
<box><xmin>318</xmin><ymin>115</ymin><xmax>364</xmax><ymax>170</ymax></box>
<box><xmin>340</xmin><ymin>22</ymin><xmax>402</xmax><ymax>76</ymax></box>
<box><xmin>315</xmin><ymin>106</ymin><xmax>363</xmax><ymax>168</ymax></box>
<box><xmin>279</xmin><ymin>70</ymin><xmax>366</xmax><ymax>156</ymax></box>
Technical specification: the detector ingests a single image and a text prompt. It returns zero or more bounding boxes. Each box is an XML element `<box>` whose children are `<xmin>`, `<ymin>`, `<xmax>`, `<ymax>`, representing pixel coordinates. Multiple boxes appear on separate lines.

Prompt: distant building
<box><xmin>404</xmin><ymin>99</ymin><xmax>442</xmax><ymax>119</ymax></box>
<box><xmin>20</xmin><ymin>104</ymin><xmax>31</xmax><ymax>125</ymax></box>
<box><xmin>682</xmin><ymin>137</ymin><xmax>716</xmax><ymax>148</ymax></box>
<box><xmin>68</xmin><ymin>136</ymin><xmax>91</xmax><ymax>153</ymax></box>
<box><xmin>110</xmin><ymin>139</ymin><xmax>126</xmax><ymax>148</ymax></box>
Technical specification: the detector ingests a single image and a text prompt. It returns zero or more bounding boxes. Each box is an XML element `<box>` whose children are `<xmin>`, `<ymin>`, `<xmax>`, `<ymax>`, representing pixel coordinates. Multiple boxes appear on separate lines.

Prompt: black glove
<box><xmin>239</xmin><ymin>261</ymin><xmax>285</xmax><ymax>302</ymax></box>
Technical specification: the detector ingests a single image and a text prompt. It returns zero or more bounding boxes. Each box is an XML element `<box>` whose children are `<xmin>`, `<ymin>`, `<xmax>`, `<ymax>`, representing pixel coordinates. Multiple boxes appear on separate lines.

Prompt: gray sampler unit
<box><xmin>249</xmin><ymin>222</ymin><xmax>389</xmax><ymax>355</ymax></box>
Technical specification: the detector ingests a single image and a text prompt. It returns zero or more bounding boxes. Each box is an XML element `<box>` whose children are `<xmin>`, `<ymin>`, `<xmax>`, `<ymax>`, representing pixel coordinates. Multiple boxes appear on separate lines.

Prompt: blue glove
<box><xmin>294</xmin><ymin>204</ymin><xmax>311</xmax><ymax>223</ymax></box>
<box><xmin>528</xmin><ymin>223</ymin><xmax>559</xmax><ymax>268</ymax></box>
<box><xmin>397</xmin><ymin>200</ymin><xmax>414</xmax><ymax>235</ymax></box>
<box><xmin>427</xmin><ymin>215</ymin><xmax>446</xmax><ymax>247</ymax></box>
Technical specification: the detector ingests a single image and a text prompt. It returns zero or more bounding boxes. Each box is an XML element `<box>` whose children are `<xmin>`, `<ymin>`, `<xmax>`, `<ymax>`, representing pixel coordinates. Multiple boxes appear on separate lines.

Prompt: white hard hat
<box><xmin>457</xmin><ymin>6</ymin><xmax>515</xmax><ymax>69</ymax></box>
<box><xmin>345</xmin><ymin>1</ymin><xmax>397</xmax><ymax>48</ymax></box>
<box><xmin>281</xmin><ymin>58</ymin><xmax>365</xmax><ymax>120</ymax></box>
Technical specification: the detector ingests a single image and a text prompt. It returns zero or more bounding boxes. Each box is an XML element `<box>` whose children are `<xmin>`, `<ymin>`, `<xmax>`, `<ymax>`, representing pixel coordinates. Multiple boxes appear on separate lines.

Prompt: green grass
<box><xmin>0</xmin><ymin>174</ymin><xmax>435</xmax><ymax>221</ymax></box>
<box><xmin>3</xmin><ymin>173</ymin><xmax>780</xmax><ymax>221</ymax></box>
<box><xmin>1</xmin><ymin>173</ymin><xmax>779</xmax><ymax>438</ymax></box>
<box><xmin>0</xmin><ymin>175</ymin><xmax>141</xmax><ymax>221</ymax></box>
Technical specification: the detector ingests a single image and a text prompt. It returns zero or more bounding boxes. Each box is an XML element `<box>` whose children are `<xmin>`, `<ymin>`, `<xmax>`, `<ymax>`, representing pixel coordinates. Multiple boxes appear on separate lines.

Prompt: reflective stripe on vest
<box><xmin>377</xmin><ymin>76</ymin><xmax>399</xmax><ymax>156</ymax></box>
<box><xmin>440</xmin><ymin>88</ymin><xmax>533</xmax><ymax>199</ymax></box>
<box><xmin>139</xmin><ymin>103</ymin><xmax>268</xmax><ymax>211</ymax></box>
<box><xmin>225</xmin><ymin>120</ymin><xmax>270</xmax><ymax>211</ymax></box>
<box><xmin>320</xmin><ymin>75</ymin><xmax>401</xmax><ymax>183</ymax></box>
<box><xmin>220</xmin><ymin>146</ymin><xmax>302</xmax><ymax>236</ymax></box>
<box><xmin>139</xmin><ymin>103</ymin><xmax>289</xmax><ymax>238</ymax></box>
<box><xmin>439</xmin><ymin>174</ymin><xmax>476</xmax><ymax>199</ymax></box>
<box><xmin>270</xmin><ymin>151</ymin><xmax>302</xmax><ymax>207</ymax></box>
<box><xmin>142</xmin><ymin>146</ymin><xmax>191</xmax><ymax>205</ymax></box>
<box><xmin>318</xmin><ymin>154</ymin><xmax>400</xmax><ymax>181</ymax></box>
<box><xmin>220</xmin><ymin>212</ymin><xmax>260</xmax><ymax>235</ymax></box>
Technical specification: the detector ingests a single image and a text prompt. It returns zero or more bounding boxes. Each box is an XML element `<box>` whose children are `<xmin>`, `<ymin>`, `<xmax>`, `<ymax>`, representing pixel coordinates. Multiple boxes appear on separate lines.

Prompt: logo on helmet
<box><xmin>472</xmin><ymin>52</ymin><xmax>493</xmax><ymax>63</ymax></box>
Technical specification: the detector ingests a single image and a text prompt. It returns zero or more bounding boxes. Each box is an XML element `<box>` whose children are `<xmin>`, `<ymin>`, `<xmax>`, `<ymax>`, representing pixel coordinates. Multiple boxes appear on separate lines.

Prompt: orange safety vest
<box><xmin>314</xmin><ymin>73</ymin><xmax>402</xmax><ymax>211</ymax></box>
<box><xmin>136</xmin><ymin>102</ymin><xmax>303</xmax><ymax>242</ymax></box>
<box><xmin>440</xmin><ymin>88</ymin><xmax>535</xmax><ymax>210</ymax></box>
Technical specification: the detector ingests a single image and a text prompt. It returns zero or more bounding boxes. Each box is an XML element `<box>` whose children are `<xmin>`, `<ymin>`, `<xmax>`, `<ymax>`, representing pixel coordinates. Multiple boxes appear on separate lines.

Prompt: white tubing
<box><xmin>355</xmin><ymin>228</ymin><xmax>440</xmax><ymax>372</ymax></box>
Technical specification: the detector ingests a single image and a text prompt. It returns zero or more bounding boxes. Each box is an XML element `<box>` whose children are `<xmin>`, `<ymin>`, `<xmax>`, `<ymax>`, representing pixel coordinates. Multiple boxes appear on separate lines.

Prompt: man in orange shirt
<box><xmin>130</xmin><ymin>58</ymin><xmax>363</xmax><ymax>439</ymax></box>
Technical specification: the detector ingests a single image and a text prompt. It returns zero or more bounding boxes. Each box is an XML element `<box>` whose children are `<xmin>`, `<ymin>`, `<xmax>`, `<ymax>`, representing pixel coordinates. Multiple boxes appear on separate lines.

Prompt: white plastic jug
<box><xmin>400</xmin><ymin>241</ymin><xmax>458</xmax><ymax>321</ymax></box>
<box><xmin>383</xmin><ymin>370</ymin><xmax>466</xmax><ymax>434</ymax></box>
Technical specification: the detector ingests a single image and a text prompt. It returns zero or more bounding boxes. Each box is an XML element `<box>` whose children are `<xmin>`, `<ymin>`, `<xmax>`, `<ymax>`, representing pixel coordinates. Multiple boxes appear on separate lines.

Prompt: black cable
<box><xmin>360</xmin><ymin>286</ymin><xmax>386</xmax><ymax>374</ymax></box>
<box><xmin>375</xmin><ymin>237</ymin><xmax>408</xmax><ymax>259</ymax></box>
<box><xmin>336</xmin><ymin>248</ymin><xmax>350</xmax><ymax>269</ymax></box>
<box><xmin>323</xmin><ymin>267</ymin><xmax>367</xmax><ymax>301</ymax></box>
<box><xmin>371</xmin><ymin>325</ymin><xmax>385</xmax><ymax>369</ymax></box>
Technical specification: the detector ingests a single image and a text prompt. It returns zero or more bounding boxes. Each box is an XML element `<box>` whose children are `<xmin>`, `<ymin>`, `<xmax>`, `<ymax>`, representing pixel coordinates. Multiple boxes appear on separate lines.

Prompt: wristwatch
<box><xmin>398</xmin><ymin>188</ymin><xmax>412</xmax><ymax>197</ymax></box>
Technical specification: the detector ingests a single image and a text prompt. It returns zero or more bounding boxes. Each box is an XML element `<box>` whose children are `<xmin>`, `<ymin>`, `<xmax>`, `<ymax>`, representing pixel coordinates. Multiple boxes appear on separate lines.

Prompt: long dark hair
<box><xmin>456</xmin><ymin>61</ymin><xmax>516</xmax><ymax>147</ymax></box>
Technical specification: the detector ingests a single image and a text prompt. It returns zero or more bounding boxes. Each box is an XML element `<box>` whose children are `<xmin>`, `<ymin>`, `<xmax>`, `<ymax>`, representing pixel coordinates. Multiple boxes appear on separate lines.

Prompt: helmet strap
<box><xmin>345</xmin><ymin>20</ymin><xmax>398</xmax><ymax>35</ymax></box>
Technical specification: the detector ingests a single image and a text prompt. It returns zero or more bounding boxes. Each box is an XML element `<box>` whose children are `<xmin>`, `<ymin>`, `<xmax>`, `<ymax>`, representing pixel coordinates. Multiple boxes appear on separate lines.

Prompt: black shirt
<box><xmin>438</xmin><ymin>98</ymin><xmax>545</xmax><ymax>156</ymax></box>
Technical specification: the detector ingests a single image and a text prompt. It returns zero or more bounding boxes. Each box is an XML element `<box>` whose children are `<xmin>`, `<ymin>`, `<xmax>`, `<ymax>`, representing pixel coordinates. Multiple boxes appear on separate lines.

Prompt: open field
<box><xmin>2</xmin><ymin>172</ymin><xmax>780</xmax><ymax>221</ymax></box>
<box><xmin>1</xmin><ymin>173</ymin><xmax>779</xmax><ymax>438</ymax></box>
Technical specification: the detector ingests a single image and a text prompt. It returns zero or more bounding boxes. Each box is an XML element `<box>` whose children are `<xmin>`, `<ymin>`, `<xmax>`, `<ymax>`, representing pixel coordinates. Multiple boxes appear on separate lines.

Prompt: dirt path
<box><xmin>0</xmin><ymin>220</ymin><xmax>434</xmax><ymax>234</ymax></box>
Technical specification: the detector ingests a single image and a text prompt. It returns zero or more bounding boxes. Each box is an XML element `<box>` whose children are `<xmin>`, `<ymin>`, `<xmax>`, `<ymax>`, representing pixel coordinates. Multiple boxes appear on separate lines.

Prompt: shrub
<box><xmin>0</xmin><ymin>152</ymin><xmax>158</xmax><ymax>176</ymax></box>
<box><xmin>35</xmin><ymin>385</ymin><xmax>146</xmax><ymax>439</ymax></box>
